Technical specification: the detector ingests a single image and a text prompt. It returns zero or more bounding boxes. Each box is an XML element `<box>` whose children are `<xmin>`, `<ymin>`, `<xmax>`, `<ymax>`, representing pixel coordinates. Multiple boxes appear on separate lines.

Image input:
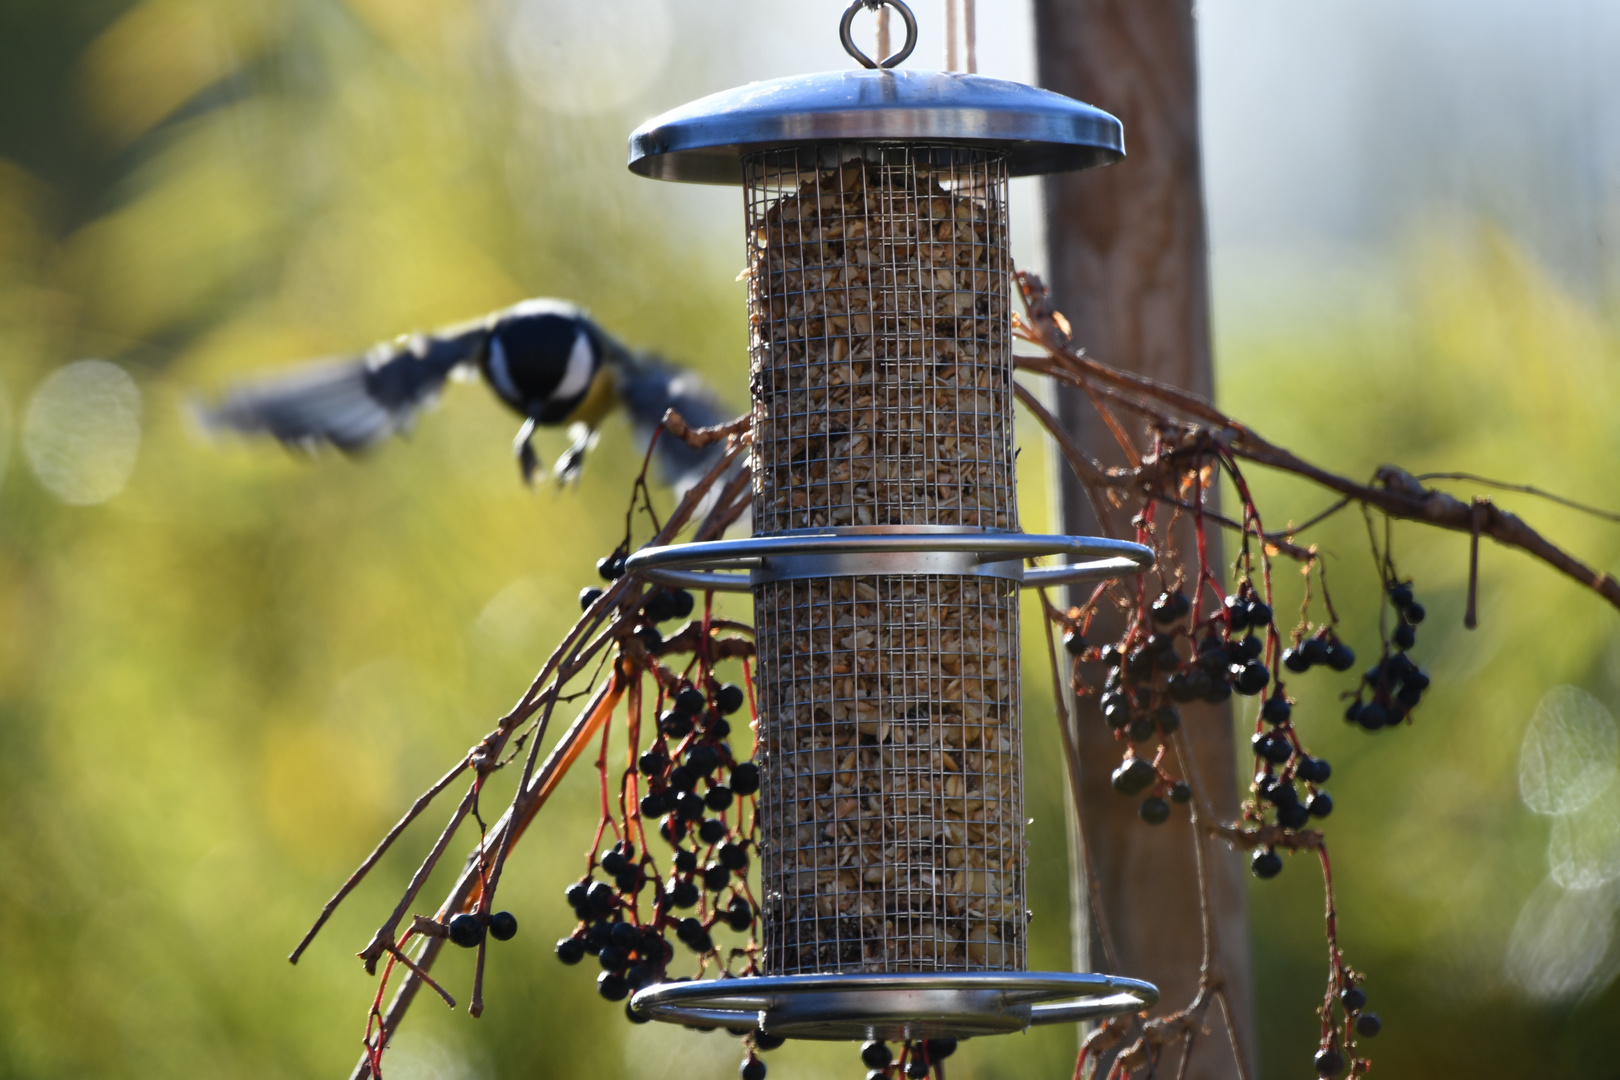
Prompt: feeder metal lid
<box><xmin>628</xmin><ymin>69</ymin><xmax>1123</xmax><ymax>184</ymax></box>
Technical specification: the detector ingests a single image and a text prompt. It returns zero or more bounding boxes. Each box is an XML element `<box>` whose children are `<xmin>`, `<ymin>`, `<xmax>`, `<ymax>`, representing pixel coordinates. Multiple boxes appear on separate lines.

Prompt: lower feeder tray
<box><xmin>629</xmin><ymin>971</ymin><xmax>1159</xmax><ymax>1042</ymax></box>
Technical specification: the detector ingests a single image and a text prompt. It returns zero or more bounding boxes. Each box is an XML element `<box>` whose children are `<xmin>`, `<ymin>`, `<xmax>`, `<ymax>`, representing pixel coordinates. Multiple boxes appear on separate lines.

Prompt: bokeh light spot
<box><xmin>1548</xmin><ymin>785</ymin><xmax>1620</xmax><ymax>890</ymax></box>
<box><xmin>1518</xmin><ymin>685</ymin><xmax>1618</xmax><ymax>816</ymax></box>
<box><xmin>1504</xmin><ymin>876</ymin><xmax>1620</xmax><ymax>1004</ymax></box>
<box><xmin>504</xmin><ymin>0</ymin><xmax>672</xmax><ymax>116</ymax></box>
<box><xmin>22</xmin><ymin>359</ymin><xmax>142</xmax><ymax>505</ymax></box>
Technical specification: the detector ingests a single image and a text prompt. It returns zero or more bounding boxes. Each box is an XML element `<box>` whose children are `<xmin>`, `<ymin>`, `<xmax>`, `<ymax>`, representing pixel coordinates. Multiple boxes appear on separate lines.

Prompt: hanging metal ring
<box><xmin>840</xmin><ymin>0</ymin><xmax>918</xmax><ymax>70</ymax></box>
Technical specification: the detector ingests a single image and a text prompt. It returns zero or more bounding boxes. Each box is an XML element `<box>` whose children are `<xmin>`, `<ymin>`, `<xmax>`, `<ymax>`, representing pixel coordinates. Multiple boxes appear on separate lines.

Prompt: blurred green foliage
<box><xmin>0</xmin><ymin>1</ymin><xmax>1616</xmax><ymax>1078</ymax></box>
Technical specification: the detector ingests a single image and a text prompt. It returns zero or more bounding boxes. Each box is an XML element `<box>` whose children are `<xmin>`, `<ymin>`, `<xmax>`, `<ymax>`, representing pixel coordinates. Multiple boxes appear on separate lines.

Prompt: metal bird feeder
<box><xmin>623</xmin><ymin>0</ymin><xmax>1158</xmax><ymax>1043</ymax></box>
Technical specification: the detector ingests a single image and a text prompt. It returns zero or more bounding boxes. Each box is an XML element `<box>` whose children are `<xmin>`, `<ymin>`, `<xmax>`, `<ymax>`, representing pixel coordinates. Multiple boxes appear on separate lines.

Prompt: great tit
<box><xmin>196</xmin><ymin>298</ymin><xmax>735</xmax><ymax>491</ymax></box>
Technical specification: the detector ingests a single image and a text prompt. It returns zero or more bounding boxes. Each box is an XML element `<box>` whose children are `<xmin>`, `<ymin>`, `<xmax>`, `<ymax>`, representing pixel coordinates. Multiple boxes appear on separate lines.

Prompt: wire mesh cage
<box><xmin>745</xmin><ymin>144</ymin><xmax>1015</xmax><ymax>533</ymax></box>
<box><xmin>754</xmin><ymin>572</ymin><xmax>1023</xmax><ymax>975</ymax></box>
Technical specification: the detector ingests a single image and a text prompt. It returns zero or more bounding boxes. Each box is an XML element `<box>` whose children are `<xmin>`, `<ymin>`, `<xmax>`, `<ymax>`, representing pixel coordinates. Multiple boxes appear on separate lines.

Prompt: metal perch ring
<box><xmin>623</xmin><ymin>528</ymin><xmax>1154</xmax><ymax>592</ymax></box>
<box><xmin>630</xmin><ymin>971</ymin><xmax>1159</xmax><ymax>1042</ymax></box>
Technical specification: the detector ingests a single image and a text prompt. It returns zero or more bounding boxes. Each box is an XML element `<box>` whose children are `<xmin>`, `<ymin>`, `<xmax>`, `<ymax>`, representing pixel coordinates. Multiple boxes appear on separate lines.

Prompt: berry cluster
<box><xmin>1343</xmin><ymin>581</ymin><xmax>1430</xmax><ymax>732</ymax></box>
<box><xmin>1313</xmin><ymin>981</ymin><xmax>1381</xmax><ymax>1076</ymax></box>
<box><xmin>581</xmin><ymin>576</ymin><xmax>696</xmax><ymax>655</ymax></box>
<box><xmin>859</xmin><ymin>1037</ymin><xmax>957</xmax><ymax>1079</ymax></box>
<box><xmin>553</xmin><ymin>627</ymin><xmax>764</xmax><ymax>1027</ymax></box>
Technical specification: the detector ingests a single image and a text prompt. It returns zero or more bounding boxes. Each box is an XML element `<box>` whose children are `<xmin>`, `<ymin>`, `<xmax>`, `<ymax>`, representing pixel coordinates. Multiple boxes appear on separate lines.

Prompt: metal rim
<box><xmin>839</xmin><ymin>0</ymin><xmax>919</xmax><ymax>70</ymax></box>
<box><xmin>629</xmin><ymin>971</ymin><xmax>1158</xmax><ymax>1041</ymax></box>
<box><xmin>623</xmin><ymin>531</ymin><xmax>1154</xmax><ymax>592</ymax></box>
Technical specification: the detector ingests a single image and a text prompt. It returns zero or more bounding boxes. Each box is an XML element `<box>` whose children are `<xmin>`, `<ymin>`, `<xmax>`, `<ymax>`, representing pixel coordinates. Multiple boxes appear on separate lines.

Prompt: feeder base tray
<box><xmin>629</xmin><ymin>971</ymin><xmax>1158</xmax><ymax>1042</ymax></box>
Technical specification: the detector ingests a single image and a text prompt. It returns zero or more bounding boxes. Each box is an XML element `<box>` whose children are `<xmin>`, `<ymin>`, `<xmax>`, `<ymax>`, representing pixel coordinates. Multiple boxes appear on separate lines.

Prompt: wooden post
<box><xmin>1031</xmin><ymin>3</ymin><xmax>1256</xmax><ymax>1077</ymax></box>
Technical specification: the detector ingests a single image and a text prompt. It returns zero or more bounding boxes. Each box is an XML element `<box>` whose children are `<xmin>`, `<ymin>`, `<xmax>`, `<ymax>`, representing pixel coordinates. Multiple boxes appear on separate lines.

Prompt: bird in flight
<box><xmin>195</xmin><ymin>298</ymin><xmax>734</xmax><ymax>491</ymax></box>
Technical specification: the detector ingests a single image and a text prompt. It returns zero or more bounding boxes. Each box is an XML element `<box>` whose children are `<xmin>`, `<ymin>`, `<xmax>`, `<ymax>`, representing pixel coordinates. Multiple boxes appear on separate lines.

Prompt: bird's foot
<box><xmin>513</xmin><ymin>417</ymin><xmax>541</xmax><ymax>486</ymax></box>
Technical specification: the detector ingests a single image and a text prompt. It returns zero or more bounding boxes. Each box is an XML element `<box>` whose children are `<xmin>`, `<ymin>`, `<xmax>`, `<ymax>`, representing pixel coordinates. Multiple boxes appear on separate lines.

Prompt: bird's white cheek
<box><xmin>551</xmin><ymin>330</ymin><xmax>596</xmax><ymax>401</ymax></box>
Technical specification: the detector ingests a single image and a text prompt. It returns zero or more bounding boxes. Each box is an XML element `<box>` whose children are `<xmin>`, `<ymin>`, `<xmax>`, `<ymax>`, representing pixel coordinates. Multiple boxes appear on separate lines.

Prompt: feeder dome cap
<box><xmin>628</xmin><ymin>69</ymin><xmax>1124</xmax><ymax>184</ymax></box>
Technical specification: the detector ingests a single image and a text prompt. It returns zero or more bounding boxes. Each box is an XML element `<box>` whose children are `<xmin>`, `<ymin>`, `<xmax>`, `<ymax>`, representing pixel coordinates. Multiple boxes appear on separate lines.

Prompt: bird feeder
<box><xmin>624</xmin><ymin>0</ymin><xmax>1158</xmax><ymax>1043</ymax></box>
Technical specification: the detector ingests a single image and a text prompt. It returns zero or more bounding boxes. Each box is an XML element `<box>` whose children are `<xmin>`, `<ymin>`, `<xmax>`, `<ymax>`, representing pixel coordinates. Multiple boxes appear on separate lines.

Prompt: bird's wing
<box><xmin>195</xmin><ymin>326</ymin><xmax>486</xmax><ymax>452</ymax></box>
<box><xmin>612</xmin><ymin>354</ymin><xmax>742</xmax><ymax>497</ymax></box>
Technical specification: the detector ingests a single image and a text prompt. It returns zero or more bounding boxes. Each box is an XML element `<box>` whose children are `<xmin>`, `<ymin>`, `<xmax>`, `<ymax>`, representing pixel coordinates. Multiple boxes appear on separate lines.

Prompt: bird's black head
<box><xmin>482</xmin><ymin>301</ymin><xmax>601</xmax><ymax>422</ymax></box>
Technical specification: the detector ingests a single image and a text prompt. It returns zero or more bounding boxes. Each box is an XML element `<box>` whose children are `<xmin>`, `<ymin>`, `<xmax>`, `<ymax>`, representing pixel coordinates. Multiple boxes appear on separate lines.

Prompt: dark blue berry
<box><xmin>1357</xmin><ymin>703</ymin><xmax>1389</xmax><ymax>731</ymax></box>
<box><xmin>1297</xmin><ymin>756</ymin><xmax>1331</xmax><ymax>783</ymax></box>
<box><xmin>1261</xmin><ymin>695</ymin><xmax>1292</xmax><ymax>726</ymax></box>
<box><xmin>1234</xmin><ymin>634</ymin><xmax>1264</xmax><ymax>663</ymax></box>
<box><xmin>676</xmin><ymin>792</ymin><xmax>706</xmax><ymax>821</ymax></box>
<box><xmin>556</xmin><ymin>937</ymin><xmax>585</xmax><ymax>965</ymax></box>
<box><xmin>1111</xmin><ymin>757</ymin><xmax>1156</xmax><ymax>796</ymax></box>
<box><xmin>637</xmin><ymin>625</ymin><xmax>664</xmax><ymax>652</ymax></box>
<box><xmin>1252</xmin><ymin>730</ymin><xmax>1293</xmax><ymax>765</ymax></box>
<box><xmin>1302</xmin><ymin>637</ymin><xmax>1331</xmax><ymax>666</ymax></box>
<box><xmin>1155</xmin><ymin>704</ymin><xmax>1182</xmax><ymax>733</ymax></box>
<box><xmin>926</xmin><ymin>1038</ymin><xmax>958</xmax><ymax>1060</ymax></box>
<box><xmin>660</xmin><ymin>710</ymin><xmax>693</xmax><ymax>738</ymax></box>
<box><xmin>597</xmin><ymin>971</ymin><xmax>629</xmax><ymax>1000</ymax></box>
<box><xmin>638</xmin><ymin>750</ymin><xmax>668</xmax><ymax>777</ymax></box>
<box><xmin>1340</xmin><ymin>984</ymin><xmax>1366</xmax><ymax>1011</ymax></box>
<box><xmin>579</xmin><ymin>587</ymin><xmax>604</xmax><ymax>611</ymax></box>
<box><xmin>1064</xmin><ymin>628</ymin><xmax>1087</xmax><ymax>655</ymax></box>
<box><xmin>639</xmin><ymin>791</ymin><xmax>671</xmax><ymax>817</ymax></box>
<box><xmin>1283</xmin><ymin>647</ymin><xmax>1312</xmax><ymax>674</ymax></box>
<box><xmin>671</xmin><ymin>590</ymin><xmax>695</xmax><ymax>619</ymax></box>
<box><xmin>668</xmin><ymin>765</ymin><xmax>697</xmax><ymax>792</ymax></box>
<box><xmin>720</xmin><ymin>843</ymin><xmax>749</xmax><ymax>871</ymax></box>
<box><xmin>1277</xmin><ymin>802</ymin><xmax>1310</xmax><ymax>830</ymax></box>
<box><xmin>673</xmin><ymin>850</ymin><xmax>698</xmax><ymax>874</ymax></box>
<box><xmin>601</xmin><ymin>850</ymin><xmax>628</xmax><ymax>876</ymax></box>
<box><xmin>675</xmin><ymin>687</ymin><xmax>707</xmax><ymax>715</ymax></box>
<box><xmin>1324</xmin><ymin>641</ymin><xmax>1356</xmax><ymax>671</ymax></box>
<box><xmin>730</xmin><ymin>762</ymin><xmax>760</xmax><ymax>796</ymax></box>
<box><xmin>1139</xmin><ymin>796</ymin><xmax>1171</xmax><ymax>825</ymax></box>
<box><xmin>1314</xmin><ymin>1047</ymin><xmax>1345</xmax><ymax>1077</ymax></box>
<box><xmin>597</xmin><ymin>554</ymin><xmax>626</xmax><ymax>581</ymax></box>
<box><xmin>727</xmin><ymin>897</ymin><xmax>753</xmax><ymax>931</ymax></box>
<box><xmin>597</xmin><ymin>944</ymin><xmax>624</xmax><ymax>970</ymax></box>
<box><xmin>754</xmin><ymin>1033</ymin><xmax>785</xmax><ymax>1051</ymax></box>
<box><xmin>1343</xmin><ymin>702</ymin><xmax>1364</xmax><ymax>725</ymax></box>
<box><xmin>488</xmin><ymin>910</ymin><xmax>518</xmax><ymax>942</ymax></box>
<box><xmin>644</xmin><ymin>591</ymin><xmax>678</xmax><ymax>623</ymax></box>
<box><xmin>610</xmin><ymin>921</ymin><xmax>640</xmax><ymax>951</ymax></box>
<box><xmin>1356</xmin><ymin>1012</ymin><xmax>1380</xmax><ymax>1037</ymax></box>
<box><xmin>1389</xmin><ymin>583</ymin><xmax>1414</xmax><ymax>609</ymax></box>
<box><xmin>1251</xmin><ymin>848</ymin><xmax>1283</xmax><ymax>879</ymax></box>
<box><xmin>705</xmin><ymin>785</ymin><xmax>734</xmax><ymax>811</ymax></box>
<box><xmin>1393</xmin><ymin>622</ymin><xmax>1416</xmax><ymax>650</ymax></box>
<box><xmin>1403</xmin><ymin>601</ymin><xmax>1425</xmax><ymax>625</ymax></box>
<box><xmin>667</xmin><ymin>880</ymin><xmax>699</xmax><ymax>909</ymax></box>
<box><xmin>704</xmin><ymin>863</ymin><xmax>731</xmax><ymax>891</ymax></box>
<box><xmin>1233</xmin><ymin>660</ymin><xmax>1270</xmax><ymax>696</ymax></box>
<box><xmin>1396</xmin><ymin>682</ymin><xmax>1423</xmax><ymax>708</ymax></box>
<box><xmin>740</xmin><ymin>1058</ymin><xmax>767</xmax><ymax>1080</ymax></box>
<box><xmin>586</xmin><ymin>882</ymin><xmax>616</xmax><ymax>917</ymax></box>
<box><xmin>686</xmin><ymin>745</ymin><xmax>720</xmax><ymax>775</ymax></box>
<box><xmin>1224</xmin><ymin>595</ymin><xmax>1251</xmax><ymax>631</ymax></box>
<box><xmin>1170</xmin><ymin>781</ymin><xmax>1192</xmax><ymax>804</ymax></box>
<box><xmin>717</xmin><ymin>684</ymin><xmax>746</xmax><ymax>715</ymax></box>
<box><xmin>1307</xmin><ymin>791</ymin><xmax>1333</xmax><ymax>818</ymax></box>
<box><xmin>566</xmin><ymin>882</ymin><xmax>590</xmax><ymax>916</ymax></box>
<box><xmin>1246</xmin><ymin>599</ymin><xmax>1273</xmax><ymax>626</ymax></box>
<box><xmin>1128</xmin><ymin>716</ymin><xmax>1155</xmax><ymax>743</ymax></box>
<box><xmin>861</xmin><ymin>1041</ymin><xmax>893</xmax><ymax>1069</ymax></box>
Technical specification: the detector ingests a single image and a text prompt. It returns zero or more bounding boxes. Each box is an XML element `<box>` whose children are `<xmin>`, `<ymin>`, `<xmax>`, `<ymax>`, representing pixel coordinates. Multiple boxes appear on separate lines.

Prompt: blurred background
<box><xmin>0</xmin><ymin>1</ymin><xmax>1617</xmax><ymax>1077</ymax></box>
